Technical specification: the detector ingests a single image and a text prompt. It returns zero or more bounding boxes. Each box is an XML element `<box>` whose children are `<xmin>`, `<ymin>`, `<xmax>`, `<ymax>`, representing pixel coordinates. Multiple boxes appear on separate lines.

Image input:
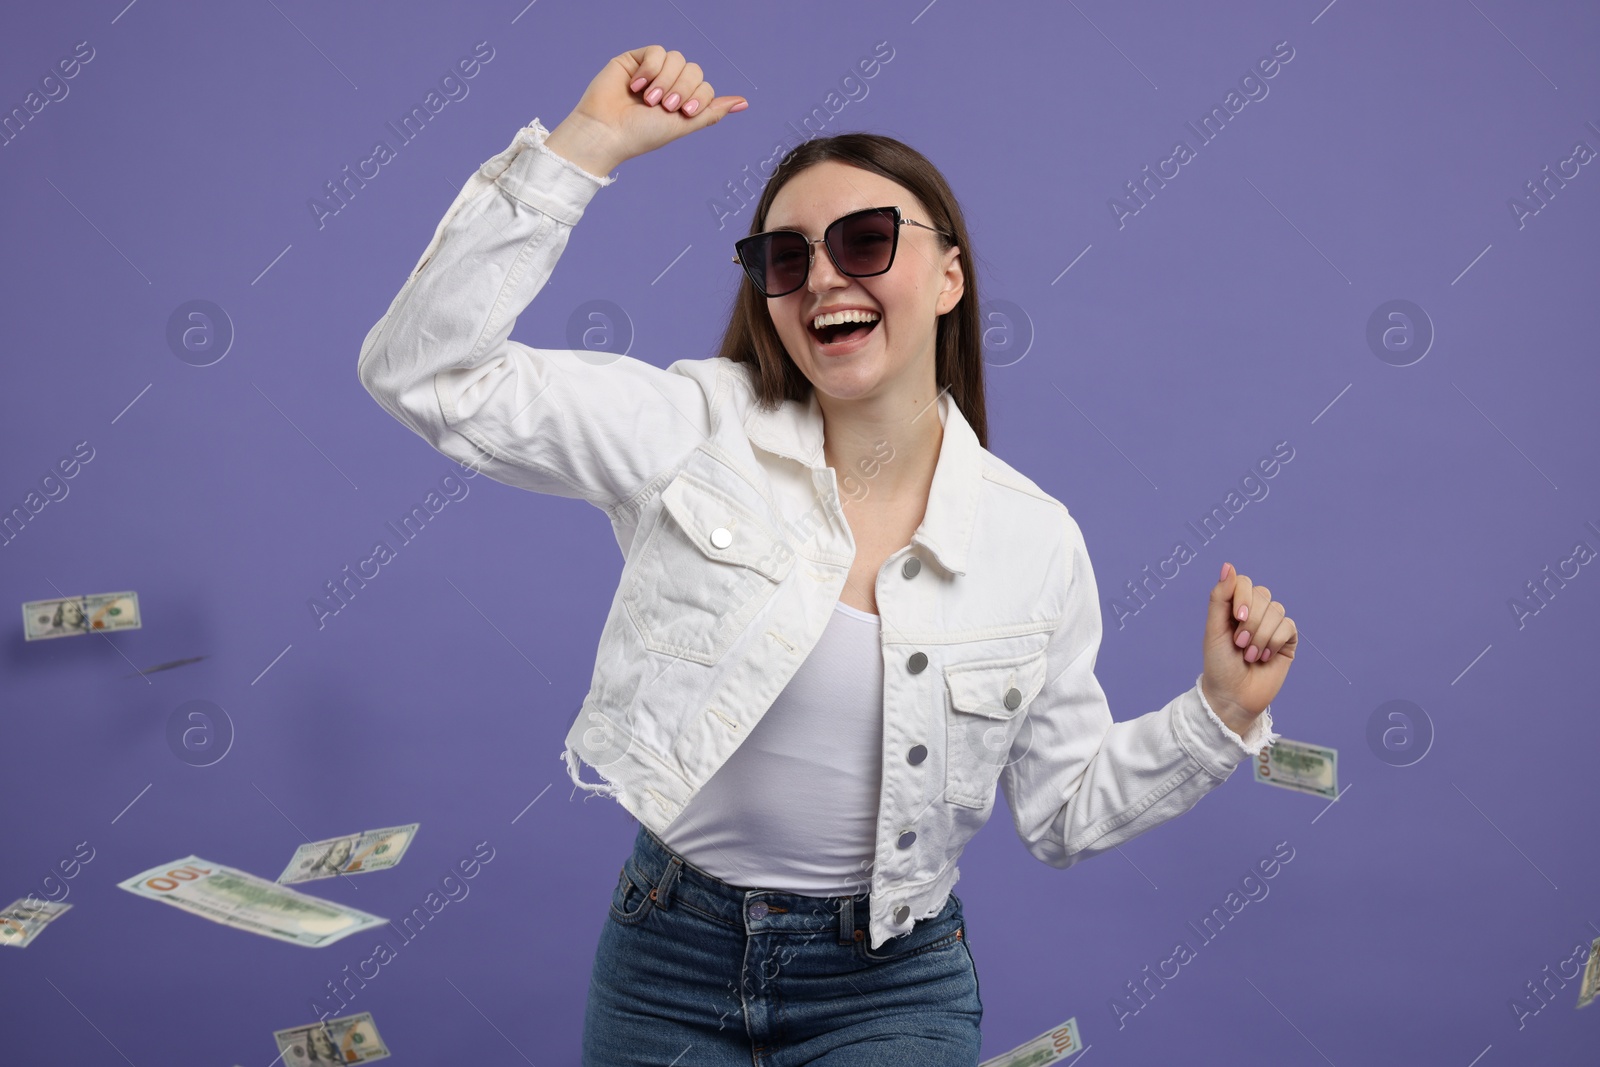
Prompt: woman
<box><xmin>358</xmin><ymin>44</ymin><xmax>1297</xmax><ymax>1066</ymax></box>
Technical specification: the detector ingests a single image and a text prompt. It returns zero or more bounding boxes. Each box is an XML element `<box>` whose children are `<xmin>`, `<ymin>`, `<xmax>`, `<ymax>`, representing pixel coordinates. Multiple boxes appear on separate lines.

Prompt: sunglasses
<box><xmin>731</xmin><ymin>206</ymin><xmax>953</xmax><ymax>299</ymax></box>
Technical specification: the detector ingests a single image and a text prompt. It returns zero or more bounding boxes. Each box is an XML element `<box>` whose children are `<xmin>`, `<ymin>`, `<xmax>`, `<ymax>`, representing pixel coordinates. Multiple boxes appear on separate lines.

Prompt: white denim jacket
<box><xmin>357</xmin><ymin>118</ymin><xmax>1278</xmax><ymax>950</ymax></box>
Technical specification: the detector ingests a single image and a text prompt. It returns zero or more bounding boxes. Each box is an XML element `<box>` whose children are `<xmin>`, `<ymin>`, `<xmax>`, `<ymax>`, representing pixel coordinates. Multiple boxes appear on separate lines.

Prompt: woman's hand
<box><xmin>1201</xmin><ymin>561</ymin><xmax>1296</xmax><ymax>729</ymax></box>
<box><xmin>545</xmin><ymin>45</ymin><xmax>749</xmax><ymax>174</ymax></box>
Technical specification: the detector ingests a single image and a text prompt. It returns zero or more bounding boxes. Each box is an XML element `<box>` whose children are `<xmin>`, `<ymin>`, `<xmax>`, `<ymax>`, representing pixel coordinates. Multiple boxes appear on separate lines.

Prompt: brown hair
<box><xmin>714</xmin><ymin>133</ymin><xmax>988</xmax><ymax>450</ymax></box>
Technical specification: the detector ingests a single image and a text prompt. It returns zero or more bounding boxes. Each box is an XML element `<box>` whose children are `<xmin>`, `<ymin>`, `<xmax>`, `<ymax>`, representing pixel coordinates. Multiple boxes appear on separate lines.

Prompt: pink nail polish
<box><xmin>645</xmin><ymin>87</ymin><xmax>662</xmax><ymax>105</ymax></box>
<box><xmin>1261</xmin><ymin>648</ymin><xmax>1272</xmax><ymax>661</ymax></box>
<box><xmin>730</xmin><ymin>100</ymin><xmax>749</xmax><ymax>112</ymax></box>
<box><xmin>663</xmin><ymin>92</ymin><xmax>680</xmax><ymax>110</ymax></box>
<box><xmin>683</xmin><ymin>98</ymin><xmax>699</xmax><ymax>116</ymax></box>
<box><xmin>1236</xmin><ymin>629</ymin><xmax>1251</xmax><ymax>648</ymax></box>
<box><xmin>630</xmin><ymin>77</ymin><xmax>648</xmax><ymax>91</ymax></box>
<box><xmin>1238</xmin><ymin>604</ymin><xmax>1248</xmax><ymax>622</ymax></box>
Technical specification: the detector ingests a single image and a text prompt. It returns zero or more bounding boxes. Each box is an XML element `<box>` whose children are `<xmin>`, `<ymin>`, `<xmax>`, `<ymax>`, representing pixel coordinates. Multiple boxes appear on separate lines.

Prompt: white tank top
<box><xmin>657</xmin><ymin>599</ymin><xmax>884</xmax><ymax>896</ymax></box>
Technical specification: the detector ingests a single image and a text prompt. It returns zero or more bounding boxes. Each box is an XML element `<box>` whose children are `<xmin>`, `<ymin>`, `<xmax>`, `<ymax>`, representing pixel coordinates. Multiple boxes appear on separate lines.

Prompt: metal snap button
<box><xmin>901</xmin><ymin>556</ymin><xmax>921</xmax><ymax>579</ymax></box>
<box><xmin>747</xmin><ymin>901</ymin><xmax>768</xmax><ymax>920</ymax></box>
<box><xmin>907</xmin><ymin>744</ymin><xmax>927</xmax><ymax>765</ymax></box>
<box><xmin>897</xmin><ymin>830</ymin><xmax>916</xmax><ymax>849</ymax></box>
<box><xmin>711</xmin><ymin>527</ymin><xmax>733</xmax><ymax>549</ymax></box>
<box><xmin>907</xmin><ymin>652</ymin><xmax>928</xmax><ymax>674</ymax></box>
<box><xmin>1004</xmin><ymin>687</ymin><xmax>1022</xmax><ymax>710</ymax></box>
<box><xmin>893</xmin><ymin>904</ymin><xmax>910</xmax><ymax>923</ymax></box>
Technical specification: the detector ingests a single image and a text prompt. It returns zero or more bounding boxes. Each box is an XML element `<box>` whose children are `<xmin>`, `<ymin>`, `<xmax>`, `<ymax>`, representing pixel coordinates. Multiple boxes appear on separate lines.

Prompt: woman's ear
<box><xmin>936</xmin><ymin>247</ymin><xmax>963</xmax><ymax>316</ymax></box>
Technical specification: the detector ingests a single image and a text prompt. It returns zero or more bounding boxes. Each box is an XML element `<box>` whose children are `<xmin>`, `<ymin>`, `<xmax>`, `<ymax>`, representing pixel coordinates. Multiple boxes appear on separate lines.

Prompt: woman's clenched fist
<box><xmin>545</xmin><ymin>45</ymin><xmax>748</xmax><ymax>175</ymax></box>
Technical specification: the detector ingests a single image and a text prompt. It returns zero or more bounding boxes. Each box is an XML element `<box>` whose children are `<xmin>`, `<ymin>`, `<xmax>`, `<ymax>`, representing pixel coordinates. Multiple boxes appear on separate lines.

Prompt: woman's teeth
<box><xmin>810</xmin><ymin>312</ymin><xmax>881</xmax><ymax>346</ymax></box>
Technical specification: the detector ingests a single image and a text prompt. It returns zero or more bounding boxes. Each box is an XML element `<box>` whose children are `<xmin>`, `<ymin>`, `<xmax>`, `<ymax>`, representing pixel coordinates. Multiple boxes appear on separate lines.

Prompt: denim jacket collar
<box><xmin>740</xmin><ymin>379</ymin><xmax>980</xmax><ymax>577</ymax></box>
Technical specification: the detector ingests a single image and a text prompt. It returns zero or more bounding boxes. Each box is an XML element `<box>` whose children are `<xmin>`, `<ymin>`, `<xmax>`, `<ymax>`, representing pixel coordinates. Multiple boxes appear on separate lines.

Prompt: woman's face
<box><xmin>760</xmin><ymin>161</ymin><xmax>962</xmax><ymax>406</ymax></box>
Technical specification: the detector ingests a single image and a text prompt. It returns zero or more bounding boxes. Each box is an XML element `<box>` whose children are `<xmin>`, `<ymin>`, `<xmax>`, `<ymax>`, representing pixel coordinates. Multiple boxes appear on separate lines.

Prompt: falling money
<box><xmin>0</xmin><ymin>898</ymin><xmax>72</xmax><ymax>949</ymax></box>
<box><xmin>277</xmin><ymin>823</ymin><xmax>420</xmax><ymax>884</ymax></box>
<box><xmin>274</xmin><ymin>1012</ymin><xmax>391</xmax><ymax>1065</ymax></box>
<box><xmin>22</xmin><ymin>591</ymin><xmax>141</xmax><ymax>641</ymax></box>
<box><xmin>118</xmin><ymin>856</ymin><xmax>387</xmax><ymax>948</ymax></box>
<box><xmin>1578</xmin><ymin>936</ymin><xmax>1600</xmax><ymax>1009</ymax></box>
<box><xmin>1254</xmin><ymin>737</ymin><xmax>1339</xmax><ymax>799</ymax></box>
<box><xmin>978</xmin><ymin>1016</ymin><xmax>1082</xmax><ymax>1066</ymax></box>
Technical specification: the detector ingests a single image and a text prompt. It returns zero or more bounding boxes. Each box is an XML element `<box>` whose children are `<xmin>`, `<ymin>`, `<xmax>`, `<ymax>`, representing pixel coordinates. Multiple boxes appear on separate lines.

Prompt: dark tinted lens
<box><xmin>827</xmin><ymin>209</ymin><xmax>896</xmax><ymax>276</ymax></box>
<box><xmin>742</xmin><ymin>231</ymin><xmax>808</xmax><ymax>296</ymax></box>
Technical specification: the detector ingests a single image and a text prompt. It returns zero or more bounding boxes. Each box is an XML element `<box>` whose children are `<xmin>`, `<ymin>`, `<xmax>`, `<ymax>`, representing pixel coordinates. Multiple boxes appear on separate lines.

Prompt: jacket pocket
<box><xmin>944</xmin><ymin>649</ymin><xmax>1050</xmax><ymax>809</ymax></box>
<box><xmin>622</xmin><ymin>470</ymin><xmax>795</xmax><ymax>666</ymax></box>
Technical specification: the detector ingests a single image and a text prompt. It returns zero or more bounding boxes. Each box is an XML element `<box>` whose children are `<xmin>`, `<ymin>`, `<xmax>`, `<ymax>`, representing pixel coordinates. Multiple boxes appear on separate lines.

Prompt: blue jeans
<box><xmin>583</xmin><ymin>822</ymin><xmax>984</xmax><ymax>1065</ymax></box>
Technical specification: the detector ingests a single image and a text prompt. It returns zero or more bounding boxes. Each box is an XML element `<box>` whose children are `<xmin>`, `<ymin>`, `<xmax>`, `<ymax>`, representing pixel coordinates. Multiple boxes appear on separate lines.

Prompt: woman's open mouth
<box><xmin>808</xmin><ymin>312</ymin><xmax>881</xmax><ymax>354</ymax></box>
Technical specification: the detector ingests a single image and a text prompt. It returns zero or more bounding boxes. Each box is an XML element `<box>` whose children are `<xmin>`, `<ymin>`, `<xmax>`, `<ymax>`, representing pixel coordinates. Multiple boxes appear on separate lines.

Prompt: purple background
<box><xmin>4</xmin><ymin>0</ymin><xmax>1598</xmax><ymax>1063</ymax></box>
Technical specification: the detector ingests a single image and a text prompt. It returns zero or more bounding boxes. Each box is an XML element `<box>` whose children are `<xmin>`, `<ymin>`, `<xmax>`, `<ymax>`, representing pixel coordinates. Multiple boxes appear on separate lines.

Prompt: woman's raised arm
<box><xmin>356</xmin><ymin>46</ymin><xmax>747</xmax><ymax>514</ymax></box>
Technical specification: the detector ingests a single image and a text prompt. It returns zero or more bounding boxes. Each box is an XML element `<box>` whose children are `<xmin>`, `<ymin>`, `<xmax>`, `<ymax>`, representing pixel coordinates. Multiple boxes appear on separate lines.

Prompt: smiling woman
<box><xmin>357</xmin><ymin>40</ymin><xmax>1293</xmax><ymax>1067</ymax></box>
<box><xmin>720</xmin><ymin>147</ymin><xmax>987</xmax><ymax>451</ymax></box>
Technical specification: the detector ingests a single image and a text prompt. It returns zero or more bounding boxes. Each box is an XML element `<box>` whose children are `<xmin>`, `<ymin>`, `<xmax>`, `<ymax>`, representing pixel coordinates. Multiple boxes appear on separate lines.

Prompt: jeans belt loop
<box><xmin>651</xmin><ymin>855</ymin><xmax>683</xmax><ymax>910</ymax></box>
<box><xmin>837</xmin><ymin>895</ymin><xmax>854</xmax><ymax>945</ymax></box>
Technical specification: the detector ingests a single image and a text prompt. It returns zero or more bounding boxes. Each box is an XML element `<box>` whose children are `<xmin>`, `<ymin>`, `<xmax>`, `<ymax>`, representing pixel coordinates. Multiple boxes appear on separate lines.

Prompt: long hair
<box><xmin>714</xmin><ymin>133</ymin><xmax>988</xmax><ymax>451</ymax></box>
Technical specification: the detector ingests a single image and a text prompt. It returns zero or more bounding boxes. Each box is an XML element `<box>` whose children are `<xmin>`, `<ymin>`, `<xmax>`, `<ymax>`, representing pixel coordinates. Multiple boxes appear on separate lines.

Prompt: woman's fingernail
<box><xmin>645</xmin><ymin>87</ymin><xmax>663</xmax><ymax>105</ymax></box>
<box><xmin>1219</xmin><ymin>563</ymin><xmax>1228</xmax><ymax>582</ymax></box>
<box><xmin>683</xmin><ymin>98</ymin><xmax>699</xmax><ymax>116</ymax></box>
<box><xmin>630</xmin><ymin>77</ymin><xmax>648</xmax><ymax>92</ymax></box>
<box><xmin>1237</xmin><ymin>604</ymin><xmax>1248</xmax><ymax>622</ymax></box>
<box><xmin>730</xmin><ymin>100</ymin><xmax>749</xmax><ymax>112</ymax></box>
<box><xmin>1246</xmin><ymin>645</ymin><xmax>1260</xmax><ymax>663</ymax></box>
<box><xmin>1235</xmin><ymin>629</ymin><xmax>1251</xmax><ymax>648</ymax></box>
<box><xmin>663</xmin><ymin>92</ymin><xmax>680</xmax><ymax>110</ymax></box>
<box><xmin>1261</xmin><ymin>648</ymin><xmax>1272</xmax><ymax>662</ymax></box>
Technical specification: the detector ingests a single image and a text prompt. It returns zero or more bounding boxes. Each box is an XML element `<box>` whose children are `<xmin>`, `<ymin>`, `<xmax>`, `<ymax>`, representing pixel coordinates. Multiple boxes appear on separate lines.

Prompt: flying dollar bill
<box><xmin>1254</xmin><ymin>737</ymin><xmax>1339</xmax><ymax>799</ymax></box>
<box><xmin>23</xmin><ymin>591</ymin><xmax>141</xmax><ymax>641</ymax></box>
<box><xmin>277</xmin><ymin>823</ymin><xmax>419</xmax><ymax>884</ymax></box>
<box><xmin>274</xmin><ymin>1012</ymin><xmax>390</xmax><ymax>1065</ymax></box>
<box><xmin>1578</xmin><ymin>936</ymin><xmax>1600</xmax><ymax>1009</ymax></box>
<box><xmin>0</xmin><ymin>897</ymin><xmax>72</xmax><ymax>948</ymax></box>
<box><xmin>118</xmin><ymin>856</ymin><xmax>387</xmax><ymax>948</ymax></box>
<box><xmin>978</xmin><ymin>1016</ymin><xmax>1081</xmax><ymax>1067</ymax></box>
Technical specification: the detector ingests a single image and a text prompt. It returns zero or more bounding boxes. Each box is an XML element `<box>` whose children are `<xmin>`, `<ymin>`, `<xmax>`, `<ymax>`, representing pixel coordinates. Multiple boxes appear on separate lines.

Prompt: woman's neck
<box><xmin>820</xmin><ymin>388</ymin><xmax>944</xmax><ymax>508</ymax></box>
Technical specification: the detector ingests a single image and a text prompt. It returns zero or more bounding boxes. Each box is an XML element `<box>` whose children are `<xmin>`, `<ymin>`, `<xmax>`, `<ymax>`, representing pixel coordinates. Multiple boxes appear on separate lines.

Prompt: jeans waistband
<box><xmin>624</xmin><ymin>822</ymin><xmax>873</xmax><ymax>946</ymax></box>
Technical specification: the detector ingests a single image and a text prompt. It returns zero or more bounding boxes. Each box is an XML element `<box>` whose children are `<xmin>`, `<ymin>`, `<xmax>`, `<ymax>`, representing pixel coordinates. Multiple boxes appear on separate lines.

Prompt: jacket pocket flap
<box><xmin>945</xmin><ymin>650</ymin><xmax>1049</xmax><ymax>720</ymax></box>
<box><xmin>659</xmin><ymin>473</ymin><xmax>794</xmax><ymax>582</ymax></box>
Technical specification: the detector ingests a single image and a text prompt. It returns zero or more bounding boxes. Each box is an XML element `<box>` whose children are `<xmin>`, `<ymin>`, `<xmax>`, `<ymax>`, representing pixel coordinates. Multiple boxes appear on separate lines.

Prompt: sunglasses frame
<box><xmin>731</xmin><ymin>206</ymin><xmax>953</xmax><ymax>299</ymax></box>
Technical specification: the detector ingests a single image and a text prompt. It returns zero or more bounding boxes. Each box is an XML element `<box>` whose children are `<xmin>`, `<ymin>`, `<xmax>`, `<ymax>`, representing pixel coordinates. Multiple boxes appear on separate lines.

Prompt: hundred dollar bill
<box><xmin>118</xmin><ymin>856</ymin><xmax>386</xmax><ymax>948</ymax></box>
<box><xmin>978</xmin><ymin>1016</ymin><xmax>1081</xmax><ymax>1067</ymax></box>
<box><xmin>0</xmin><ymin>897</ymin><xmax>72</xmax><ymax>948</ymax></box>
<box><xmin>23</xmin><ymin>591</ymin><xmax>141</xmax><ymax>641</ymax></box>
<box><xmin>1578</xmin><ymin>936</ymin><xmax>1600</xmax><ymax>1009</ymax></box>
<box><xmin>1254</xmin><ymin>737</ymin><xmax>1339</xmax><ymax>799</ymax></box>
<box><xmin>274</xmin><ymin>1012</ymin><xmax>390</xmax><ymax>1065</ymax></box>
<box><xmin>277</xmin><ymin>823</ymin><xmax>419</xmax><ymax>884</ymax></box>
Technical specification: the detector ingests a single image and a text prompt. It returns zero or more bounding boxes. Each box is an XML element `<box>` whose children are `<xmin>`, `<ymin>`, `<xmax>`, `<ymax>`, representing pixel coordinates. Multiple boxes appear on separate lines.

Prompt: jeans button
<box><xmin>747</xmin><ymin>901</ymin><xmax>768</xmax><ymax>920</ymax></box>
<box><xmin>907</xmin><ymin>652</ymin><xmax>927</xmax><ymax>674</ymax></box>
<box><xmin>907</xmin><ymin>744</ymin><xmax>927</xmax><ymax>765</ymax></box>
<box><xmin>711</xmin><ymin>527</ymin><xmax>733</xmax><ymax>549</ymax></box>
<box><xmin>901</xmin><ymin>556</ymin><xmax>921</xmax><ymax>579</ymax></box>
<box><xmin>897</xmin><ymin>830</ymin><xmax>916</xmax><ymax>849</ymax></box>
<box><xmin>893</xmin><ymin>904</ymin><xmax>910</xmax><ymax>924</ymax></box>
<box><xmin>1005</xmin><ymin>686</ymin><xmax>1022</xmax><ymax>710</ymax></box>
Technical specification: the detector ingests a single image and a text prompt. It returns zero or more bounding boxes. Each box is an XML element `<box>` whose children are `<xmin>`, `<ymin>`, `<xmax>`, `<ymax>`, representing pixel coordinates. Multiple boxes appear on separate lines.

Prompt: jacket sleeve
<box><xmin>1001</xmin><ymin>506</ymin><xmax>1279</xmax><ymax>869</ymax></box>
<box><xmin>356</xmin><ymin>117</ymin><xmax>716</xmax><ymax>515</ymax></box>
